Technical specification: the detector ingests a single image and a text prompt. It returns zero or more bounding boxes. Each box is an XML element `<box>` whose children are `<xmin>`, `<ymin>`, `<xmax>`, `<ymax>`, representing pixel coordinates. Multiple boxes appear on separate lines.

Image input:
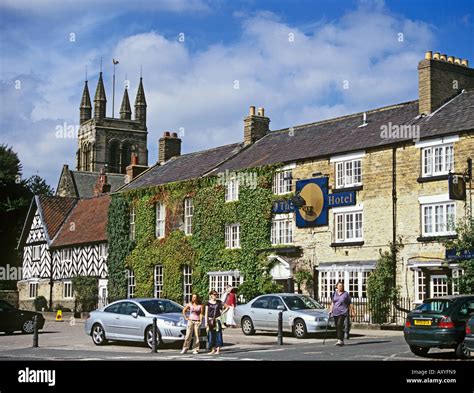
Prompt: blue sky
<box><xmin>0</xmin><ymin>0</ymin><xmax>473</xmax><ymax>188</ymax></box>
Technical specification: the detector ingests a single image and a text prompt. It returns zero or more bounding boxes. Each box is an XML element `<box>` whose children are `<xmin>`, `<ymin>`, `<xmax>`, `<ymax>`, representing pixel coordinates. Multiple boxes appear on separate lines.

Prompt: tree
<box><xmin>294</xmin><ymin>270</ymin><xmax>313</xmax><ymax>294</ymax></box>
<box><xmin>27</xmin><ymin>174</ymin><xmax>54</xmax><ymax>196</ymax></box>
<box><xmin>446</xmin><ymin>218</ymin><xmax>474</xmax><ymax>294</ymax></box>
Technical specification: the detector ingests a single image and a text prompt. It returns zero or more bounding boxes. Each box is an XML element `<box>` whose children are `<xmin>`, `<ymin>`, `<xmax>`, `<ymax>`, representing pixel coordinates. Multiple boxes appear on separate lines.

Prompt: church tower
<box><xmin>76</xmin><ymin>72</ymin><xmax>148</xmax><ymax>174</ymax></box>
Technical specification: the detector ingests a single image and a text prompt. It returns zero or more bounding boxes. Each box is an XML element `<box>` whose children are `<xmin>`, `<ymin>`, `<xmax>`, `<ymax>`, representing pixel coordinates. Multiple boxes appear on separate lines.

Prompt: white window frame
<box><xmin>127</xmin><ymin>270</ymin><xmax>135</xmax><ymax>299</ymax></box>
<box><xmin>333</xmin><ymin>206</ymin><xmax>363</xmax><ymax>243</ymax></box>
<box><xmin>421</xmin><ymin>201</ymin><xmax>456</xmax><ymax>237</ymax></box>
<box><xmin>318</xmin><ymin>269</ymin><xmax>372</xmax><ymax>299</ymax></box>
<box><xmin>129</xmin><ymin>206</ymin><xmax>136</xmax><ymax>241</ymax></box>
<box><xmin>61</xmin><ymin>248</ymin><xmax>72</xmax><ymax>263</ymax></box>
<box><xmin>208</xmin><ymin>271</ymin><xmax>244</xmax><ymax>297</ymax></box>
<box><xmin>183</xmin><ymin>265</ymin><xmax>193</xmax><ymax>304</ymax></box>
<box><xmin>272</xmin><ymin>170</ymin><xmax>293</xmax><ymax>195</ymax></box>
<box><xmin>452</xmin><ymin>268</ymin><xmax>463</xmax><ymax>295</ymax></box>
<box><xmin>63</xmin><ymin>281</ymin><xmax>73</xmax><ymax>299</ymax></box>
<box><xmin>155</xmin><ymin>203</ymin><xmax>166</xmax><ymax>239</ymax></box>
<box><xmin>184</xmin><ymin>198</ymin><xmax>193</xmax><ymax>235</ymax></box>
<box><xmin>414</xmin><ymin>269</ymin><xmax>426</xmax><ymax>303</ymax></box>
<box><xmin>154</xmin><ymin>265</ymin><xmax>163</xmax><ymax>298</ymax></box>
<box><xmin>98</xmin><ymin>243</ymin><xmax>108</xmax><ymax>259</ymax></box>
<box><xmin>32</xmin><ymin>245</ymin><xmax>40</xmax><ymax>261</ymax></box>
<box><xmin>225</xmin><ymin>178</ymin><xmax>239</xmax><ymax>202</ymax></box>
<box><xmin>430</xmin><ymin>275</ymin><xmax>449</xmax><ymax>298</ymax></box>
<box><xmin>335</xmin><ymin>159</ymin><xmax>362</xmax><ymax>188</ymax></box>
<box><xmin>271</xmin><ymin>213</ymin><xmax>294</xmax><ymax>245</ymax></box>
<box><xmin>29</xmin><ymin>281</ymin><xmax>39</xmax><ymax>299</ymax></box>
<box><xmin>421</xmin><ymin>143</ymin><xmax>454</xmax><ymax>177</ymax></box>
<box><xmin>225</xmin><ymin>223</ymin><xmax>241</xmax><ymax>249</ymax></box>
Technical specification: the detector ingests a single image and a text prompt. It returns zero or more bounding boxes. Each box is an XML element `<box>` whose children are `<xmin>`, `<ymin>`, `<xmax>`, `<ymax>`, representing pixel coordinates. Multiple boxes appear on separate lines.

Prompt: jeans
<box><xmin>207</xmin><ymin>320</ymin><xmax>223</xmax><ymax>349</ymax></box>
<box><xmin>183</xmin><ymin>320</ymin><xmax>201</xmax><ymax>351</ymax></box>
<box><xmin>334</xmin><ymin>314</ymin><xmax>346</xmax><ymax>341</ymax></box>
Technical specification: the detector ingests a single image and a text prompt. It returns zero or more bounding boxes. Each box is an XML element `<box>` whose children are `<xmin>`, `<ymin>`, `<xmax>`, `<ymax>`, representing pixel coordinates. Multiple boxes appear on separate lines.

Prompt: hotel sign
<box><xmin>272</xmin><ymin>177</ymin><xmax>356</xmax><ymax>227</ymax></box>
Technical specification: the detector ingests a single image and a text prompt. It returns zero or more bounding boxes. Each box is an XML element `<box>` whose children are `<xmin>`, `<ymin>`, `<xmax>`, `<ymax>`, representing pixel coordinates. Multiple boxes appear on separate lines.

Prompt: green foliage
<box><xmin>106</xmin><ymin>195</ymin><xmax>133</xmax><ymax>301</ymax></box>
<box><xmin>72</xmin><ymin>276</ymin><xmax>99</xmax><ymax>312</ymax></box>
<box><xmin>108</xmin><ymin>165</ymin><xmax>284</xmax><ymax>304</ymax></box>
<box><xmin>26</xmin><ymin>175</ymin><xmax>54</xmax><ymax>196</ymax></box>
<box><xmin>446</xmin><ymin>218</ymin><xmax>474</xmax><ymax>294</ymax></box>
<box><xmin>367</xmin><ymin>240</ymin><xmax>402</xmax><ymax>324</ymax></box>
<box><xmin>294</xmin><ymin>270</ymin><xmax>313</xmax><ymax>294</ymax></box>
<box><xmin>33</xmin><ymin>296</ymin><xmax>48</xmax><ymax>311</ymax></box>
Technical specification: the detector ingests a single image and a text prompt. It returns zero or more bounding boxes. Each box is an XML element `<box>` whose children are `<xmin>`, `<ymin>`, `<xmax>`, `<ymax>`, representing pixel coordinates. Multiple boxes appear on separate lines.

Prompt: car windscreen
<box><xmin>281</xmin><ymin>295</ymin><xmax>325</xmax><ymax>310</ymax></box>
<box><xmin>139</xmin><ymin>299</ymin><xmax>183</xmax><ymax>314</ymax></box>
<box><xmin>415</xmin><ymin>299</ymin><xmax>453</xmax><ymax>314</ymax></box>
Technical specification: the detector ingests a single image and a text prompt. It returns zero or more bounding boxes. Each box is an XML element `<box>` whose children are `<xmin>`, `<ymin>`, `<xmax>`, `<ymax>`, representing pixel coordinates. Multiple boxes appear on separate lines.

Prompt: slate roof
<box><xmin>70</xmin><ymin>171</ymin><xmax>125</xmax><ymax>198</ymax></box>
<box><xmin>120</xmin><ymin>143</ymin><xmax>242</xmax><ymax>191</ymax></box>
<box><xmin>51</xmin><ymin>195</ymin><xmax>111</xmax><ymax>248</ymax></box>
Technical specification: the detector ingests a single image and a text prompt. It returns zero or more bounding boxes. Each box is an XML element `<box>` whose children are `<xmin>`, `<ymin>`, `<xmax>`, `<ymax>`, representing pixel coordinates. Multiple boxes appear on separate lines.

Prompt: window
<box><xmin>127</xmin><ymin>270</ymin><xmax>135</xmax><ymax>298</ymax></box>
<box><xmin>29</xmin><ymin>282</ymin><xmax>38</xmax><ymax>299</ymax></box>
<box><xmin>430</xmin><ymin>275</ymin><xmax>448</xmax><ymax>297</ymax></box>
<box><xmin>183</xmin><ymin>265</ymin><xmax>193</xmax><ymax>304</ymax></box>
<box><xmin>129</xmin><ymin>206</ymin><xmax>136</xmax><ymax>241</ymax></box>
<box><xmin>336</xmin><ymin>159</ymin><xmax>362</xmax><ymax>188</ymax></box>
<box><xmin>61</xmin><ymin>248</ymin><xmax>72</xmax><ymax>262</ymax></box>
<box><xmin>414</xmin><ymin>269</ymin><xmax>426</xmax><ymax>303</ymax></box>
<box><xmin>252</xmin><ymin>296</ymin><xmax>270</xmax><ymax>309</ymax></box>
<box><xmin>225</xmin><ymin>223</ymin><xmax>240</xmax><ymax>249</ymax></box>
<box><xmin>272</xmin><ymin>170</ymin><xmax>292</xmax><ymax>195</ymax></box>
<box><xmin>32</xmin><ymin>245</ymin><xmax>40</xmax><ymax>261</ymax></box>
<box><xmin>209</xmin><ymin>272</ymin><xmax>243</xmax><ymax>297</ymax></box>
<box><xmin>422</xmin><ymin>202</ymin><xmax>456</xmax><ymax>236</ymax></box>
<box><xmin>184</xmin><ymin>198</ymin><xmax>193</xmax><ymax>235</ymax></box>
<box><xmin>452</xmin><ymin>268</ymin><xmax>463</xmax><ymax>295</ymax></box>
<box><xmin>271</xmin><ymin>214</ymin><xmax>294</xmax><ymax>245</ymax></box>
<box><xmin>225</xmin><ymin>178</ymin><xmax>239</xmax><ymax>202</ymax></box>
<box><xmin>318</xmin><ymin>269</ymin><xmax>372</xmax><ymax>299</ymax></box>
<box><xmin>63</xmin><ymin>281</ymin><xmax>73</xmax><ymax>299</ymax></box>
<box><xmin>98</xmin><ymin>244</ymin><xmax>108</xmax><ymax>259</ymax></box>
<box><xmin>422</xmin><ymin>144</ymin><xmax>454</xmax><ymax>177</ymax></box>
<box><xmin>334</xmin><ymin>210</ymin><xmax>363</xmax><ymax>243</ymax></box>
<box><xmin>154</xmin><ymin>265</ymin><xmax>163</xmax><ymax>298</ymax></box>
<box><xmin>155</xmin><ymin>203</ymin><xmax>166</xmax><ymax>239</ymax></box>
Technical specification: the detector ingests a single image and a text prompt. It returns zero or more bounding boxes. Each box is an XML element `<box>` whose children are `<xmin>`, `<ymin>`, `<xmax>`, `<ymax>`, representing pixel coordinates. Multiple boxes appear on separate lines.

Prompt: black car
<box><xmin>404</xmin><ymin>295</ymin><xmax>474</xmax><ymax>359</ymax></box>
<box><xmin>0</xmin><ymin>300</ymin><xmax>45</xmax><ymax>334</ymax></box>
<box><xmin>465</xmin><ymin>315</ymin><xmax>474</xmax><ymax>353</ymax></box>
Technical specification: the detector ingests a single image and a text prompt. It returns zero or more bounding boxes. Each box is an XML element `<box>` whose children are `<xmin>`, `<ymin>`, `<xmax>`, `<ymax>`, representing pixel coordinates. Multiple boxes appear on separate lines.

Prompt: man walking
<box><xmin>329</xmin><ymin>281</ymin><xmax>355</xmax><ymax>346</ymax></box>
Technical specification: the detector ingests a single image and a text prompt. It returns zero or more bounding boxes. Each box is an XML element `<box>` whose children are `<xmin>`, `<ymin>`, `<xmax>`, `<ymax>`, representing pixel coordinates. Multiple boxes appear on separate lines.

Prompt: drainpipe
<box><xmin>392</xmin><ymin>147</ymin><xmax>397</xmax><ymax>288</ymax></box>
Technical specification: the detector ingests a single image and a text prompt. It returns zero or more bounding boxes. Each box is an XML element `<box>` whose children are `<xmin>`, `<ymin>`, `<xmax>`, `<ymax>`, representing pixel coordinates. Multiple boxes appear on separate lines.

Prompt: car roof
<box><xmin>424</xmin><ymin>295</ymin><xmax>474</xmax><ymax>301</ymax></box>
<box><xmin>256</xmin><ymin>293</ymin><xmax>312</xmax><ymax>297</ymax></box>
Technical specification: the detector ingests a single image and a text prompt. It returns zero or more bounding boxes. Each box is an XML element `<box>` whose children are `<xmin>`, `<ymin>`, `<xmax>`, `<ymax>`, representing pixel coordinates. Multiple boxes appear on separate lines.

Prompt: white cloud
<box><xmin>0</xmin><ymin>2</ymin><xmax>435</xmax><ymax>188</ymax></box>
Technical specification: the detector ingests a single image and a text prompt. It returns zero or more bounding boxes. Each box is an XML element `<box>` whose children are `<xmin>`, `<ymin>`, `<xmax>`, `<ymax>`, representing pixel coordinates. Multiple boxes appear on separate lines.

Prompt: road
<box><xmin>0</xmin><ymin>320</ymin><xmax>471</xmax><ymax>361</ymax></box>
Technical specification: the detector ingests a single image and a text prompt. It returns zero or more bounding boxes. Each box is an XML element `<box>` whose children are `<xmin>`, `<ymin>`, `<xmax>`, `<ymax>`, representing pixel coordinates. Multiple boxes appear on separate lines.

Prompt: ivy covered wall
<box><xmin>106</xmin><ymin>166</ymin><xmax>286</xmax><ymax>304</ymax></box>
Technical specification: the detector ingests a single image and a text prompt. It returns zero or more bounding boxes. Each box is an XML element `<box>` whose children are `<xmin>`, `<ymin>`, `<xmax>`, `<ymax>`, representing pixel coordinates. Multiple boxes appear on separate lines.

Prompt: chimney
<box><xmin>158</xmin><ymin>131</ymin><xmax>181</xmax><ymax>164</ymax></box>
<box><xmin>125</xmin><ymin>153</ymin><xmax>148</xmax><ymax>183</ymax></box>
<box><xmin>244</xmin><ymin>105</ymin><xmax>270</xmax><ymax>145</ymax></box>
<box><xmin>418</xmin><ymin>51</ymin><xmax>474</xmax><ymax>115</ymax></box>
<box><xmin>93</xmin><ymin>167</ymin><xmax>111</xmax><ymax>196</ymax></box>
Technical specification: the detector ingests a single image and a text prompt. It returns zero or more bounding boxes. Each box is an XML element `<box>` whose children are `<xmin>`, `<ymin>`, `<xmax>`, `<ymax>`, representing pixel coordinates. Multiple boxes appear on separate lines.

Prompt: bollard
<box><xmin>32</xmin><ymin>315</ymin><xmax>39</xmax><ymax>348</ymax></box>
<box><xmin>277</xmin><ymin>311</ymin><xmax>283</xmax><ymax>345</ymax></box>
<box><xmin>151</xmin><ymin>317</ymin><xmax>158</xmax><ymax>353</ymax></box>
<box><xmin>344</xmin><ymin>310</ymin><xmax>351</xmax><ymax>341</ymax></box>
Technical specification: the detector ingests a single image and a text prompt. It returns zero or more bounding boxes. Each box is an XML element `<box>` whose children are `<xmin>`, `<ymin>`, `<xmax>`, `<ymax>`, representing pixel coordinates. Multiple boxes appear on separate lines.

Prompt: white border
<box><xmin>418</xmin><ymin>194</ymin><xmax>451</xmax><ymax>204</ymax></box>
<box><xmin>330</xmin><ymin>151</ymin><xmax>366</xmax><ymax>163</ymax></box>
<box><xmin>332</xmin><ymin>203</ymin><xmax>364</xmax><ymax>214</ymax></box>
<box><xmin>415</xmin><ymin>135</ymin><xmax>459</xmax><ymax>149</ymax></box>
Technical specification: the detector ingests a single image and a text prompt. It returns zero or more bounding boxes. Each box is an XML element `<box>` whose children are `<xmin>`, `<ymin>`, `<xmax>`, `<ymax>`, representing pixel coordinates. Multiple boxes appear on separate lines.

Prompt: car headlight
<box><xmin>315</xmin><ymin>317</ymin><xmax>328</xmax><ymax>322</ymax></box>
<box><xmin>162</xmin><ymin>320</ymin><xmax>176</xmax><ymax>326</ymax></box>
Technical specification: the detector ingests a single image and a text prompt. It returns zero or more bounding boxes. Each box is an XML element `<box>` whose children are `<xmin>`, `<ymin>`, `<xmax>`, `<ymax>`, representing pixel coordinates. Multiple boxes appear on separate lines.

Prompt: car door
<box><xmin>456</xmin><ymin>299</ymin><xmax>474</xmax><ymax>334</ymax></box>
<box><xmin>266</xmin><ymin>296</ymin><xmax>286</xmax><ymax>331</ymax></box>
<box><xmin>101</xmin><ymin>302</ymin><xmax>122</xmax><ymax>338</ymax></box>
<box><xmin>114</xmin><ymin>301</ymin><xmax>144</xmax><ymax>341</ymax></box>
<box><xmin>250</xmin><ymin>296</ymin><xmax>271</xmax><ymax>330</ymax></box>
<box><xmin>0</xmin><ymin>301</ymin><xmax>17</xmax><ymax>331</ymax></box>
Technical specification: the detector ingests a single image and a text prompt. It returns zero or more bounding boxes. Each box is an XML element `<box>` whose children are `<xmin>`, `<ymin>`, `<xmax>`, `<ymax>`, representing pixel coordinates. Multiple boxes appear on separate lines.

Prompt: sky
<box><xmin>0</xmin><ymin>0</ymin><xmax>473</xmax><ymax>188</ymax></box>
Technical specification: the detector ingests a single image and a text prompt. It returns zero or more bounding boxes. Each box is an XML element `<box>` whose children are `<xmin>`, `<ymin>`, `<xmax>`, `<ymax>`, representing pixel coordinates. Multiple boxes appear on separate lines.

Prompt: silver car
<box><xmin>235</xmin><ymin>293</ymin><xmax>335</xmax><ymax>339</ymax></box>
<box><xmin>85</xmin><ymin>298</ymin><xmax>203</xmax><ymax>348</ymax></box>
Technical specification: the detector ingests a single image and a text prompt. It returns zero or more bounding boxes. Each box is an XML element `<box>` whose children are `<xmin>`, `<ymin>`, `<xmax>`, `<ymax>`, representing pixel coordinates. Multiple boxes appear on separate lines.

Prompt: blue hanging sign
<box><xmin>272</xmin><ymin>200</ymin><xmax>294</xmax><ymax>214</ymax></box>
<box><xmin>446</xmin><ymin>249</ymin><xmax>474</xmax><ymax>260</ymax></box>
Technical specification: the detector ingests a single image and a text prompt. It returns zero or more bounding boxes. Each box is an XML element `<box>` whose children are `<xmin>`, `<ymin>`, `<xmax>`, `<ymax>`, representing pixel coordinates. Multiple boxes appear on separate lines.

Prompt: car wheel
<box><xmin>293</xmin><ymin>319</ymin><xmax>307</xmax><ymax>339</ymax></box>
<box><xmin>409</xmin><ymin>346</ymin><xmax>429</xmax><ymax>357</ymax></box>
<box><xmin>91</xmin><ymin>323</ymin><xmax>108</xmax><ymax>346</ymax></box>
<box><xmin>455</xmin><ymin>341</ymin><xmax>471</xmax><ymax>359</ymax></box>
<box><xmin>145</xmin><ymin>326</ymin><xmax>163</xmax><ymax>349</ymax></box>
<box><xmin>21</xmin><ymin>319</ymin><xmax>35</xmax><ymax>334</ymax></box>
<box><xmin>241</xmin><ymin>317</ymin><xmax>255</xmax><ymax>336</ymax></box>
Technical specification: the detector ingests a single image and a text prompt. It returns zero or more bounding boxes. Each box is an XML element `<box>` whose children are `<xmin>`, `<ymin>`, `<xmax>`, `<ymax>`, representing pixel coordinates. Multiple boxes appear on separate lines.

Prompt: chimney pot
<box><xmin>163</xmin><ymin>131</ymin><xmax>171</xmax><ymax>137</ymax></box>
<box><xmin>425</xmin><ymin>51</ymin><xmax>433</xmax><ymax>60</ymax></box>
<box><xmin>447</xmin><ymin>56</ymin><xmax>454</xmax><ymax>63</ymax></box>
<box><xmin>257</xmin><ymin>107</ymin><xmax>265</xmax><ymax>117</ymax></box>
<box><xmin>454</xmin><ymin>58</ymin><xmax>461</xmax><ymax>65</ymax></box>
<box><xmin>171</xmin><ymin>132</ymin><xmax>178</xmax><ymax>138</ymax></box>
<box><xmin>433</xmin><ymin>52</ymin><xmax>440</xmax><ymax>60</ymax></box>
<box><xmin>440</xmin><ymin>54</ymin><xmax>447</xmax><ymax>62</ymax></box>
<box><xmin>249</xmin><ymin>106</ymin><xmax>255</xmax><ymax>116</ymax></box>
<box><xmin>131</xmin><ymin>154</ymin><xmax>138</xmax><ymax>166</ymax></box>
<box><xmin>461</xmin><ymin>59</ymin><xmax>469</xmax><ymax>67</ymax></box>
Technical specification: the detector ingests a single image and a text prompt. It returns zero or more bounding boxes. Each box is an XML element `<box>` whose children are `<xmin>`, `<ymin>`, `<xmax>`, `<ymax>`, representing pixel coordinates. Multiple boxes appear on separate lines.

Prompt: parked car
<box><xmin>234</xmin><ymin>293</ymin><xmax>334</xmax><ymax>339</ymax></box>
<box><xmin>0</xmin><ymin>300</ymin><xmax>45</xmax><ymax>334</ymax></box>
<box><xmin>85</xmin><ymin>298</ymin><xmax>206</xmax><ymax>348</ymax></box>
<box><xmin>403</xmin><ymin>295</ymin><xmax>474</xmax><ymax>359</ymax></box>
<box><xmin>465</xmin><ymin>314</ymin><xmax>474</xmax><ymax>353</ymax></box>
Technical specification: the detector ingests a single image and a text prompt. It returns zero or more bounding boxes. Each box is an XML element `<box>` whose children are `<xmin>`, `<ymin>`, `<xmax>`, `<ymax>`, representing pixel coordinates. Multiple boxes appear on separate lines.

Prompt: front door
<box><xmin>98</xmin><ymin>279</ymin><xmax>108</xmax><ymax>309</ymax></box>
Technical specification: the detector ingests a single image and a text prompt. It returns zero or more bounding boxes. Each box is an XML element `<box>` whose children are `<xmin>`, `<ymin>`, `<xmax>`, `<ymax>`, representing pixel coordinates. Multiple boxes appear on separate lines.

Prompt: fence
<box><xmin>318</xmin><ymin>297</ymin><xmax>412</xmax><ymax>326</ymax></box>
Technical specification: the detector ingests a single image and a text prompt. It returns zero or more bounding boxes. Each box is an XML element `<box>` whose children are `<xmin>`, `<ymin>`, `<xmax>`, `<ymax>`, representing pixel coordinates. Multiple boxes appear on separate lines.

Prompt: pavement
<box><xmin>0</xmin><ymin>320</ymin><xmax>471</xmax><ymax>361</ymax></box>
